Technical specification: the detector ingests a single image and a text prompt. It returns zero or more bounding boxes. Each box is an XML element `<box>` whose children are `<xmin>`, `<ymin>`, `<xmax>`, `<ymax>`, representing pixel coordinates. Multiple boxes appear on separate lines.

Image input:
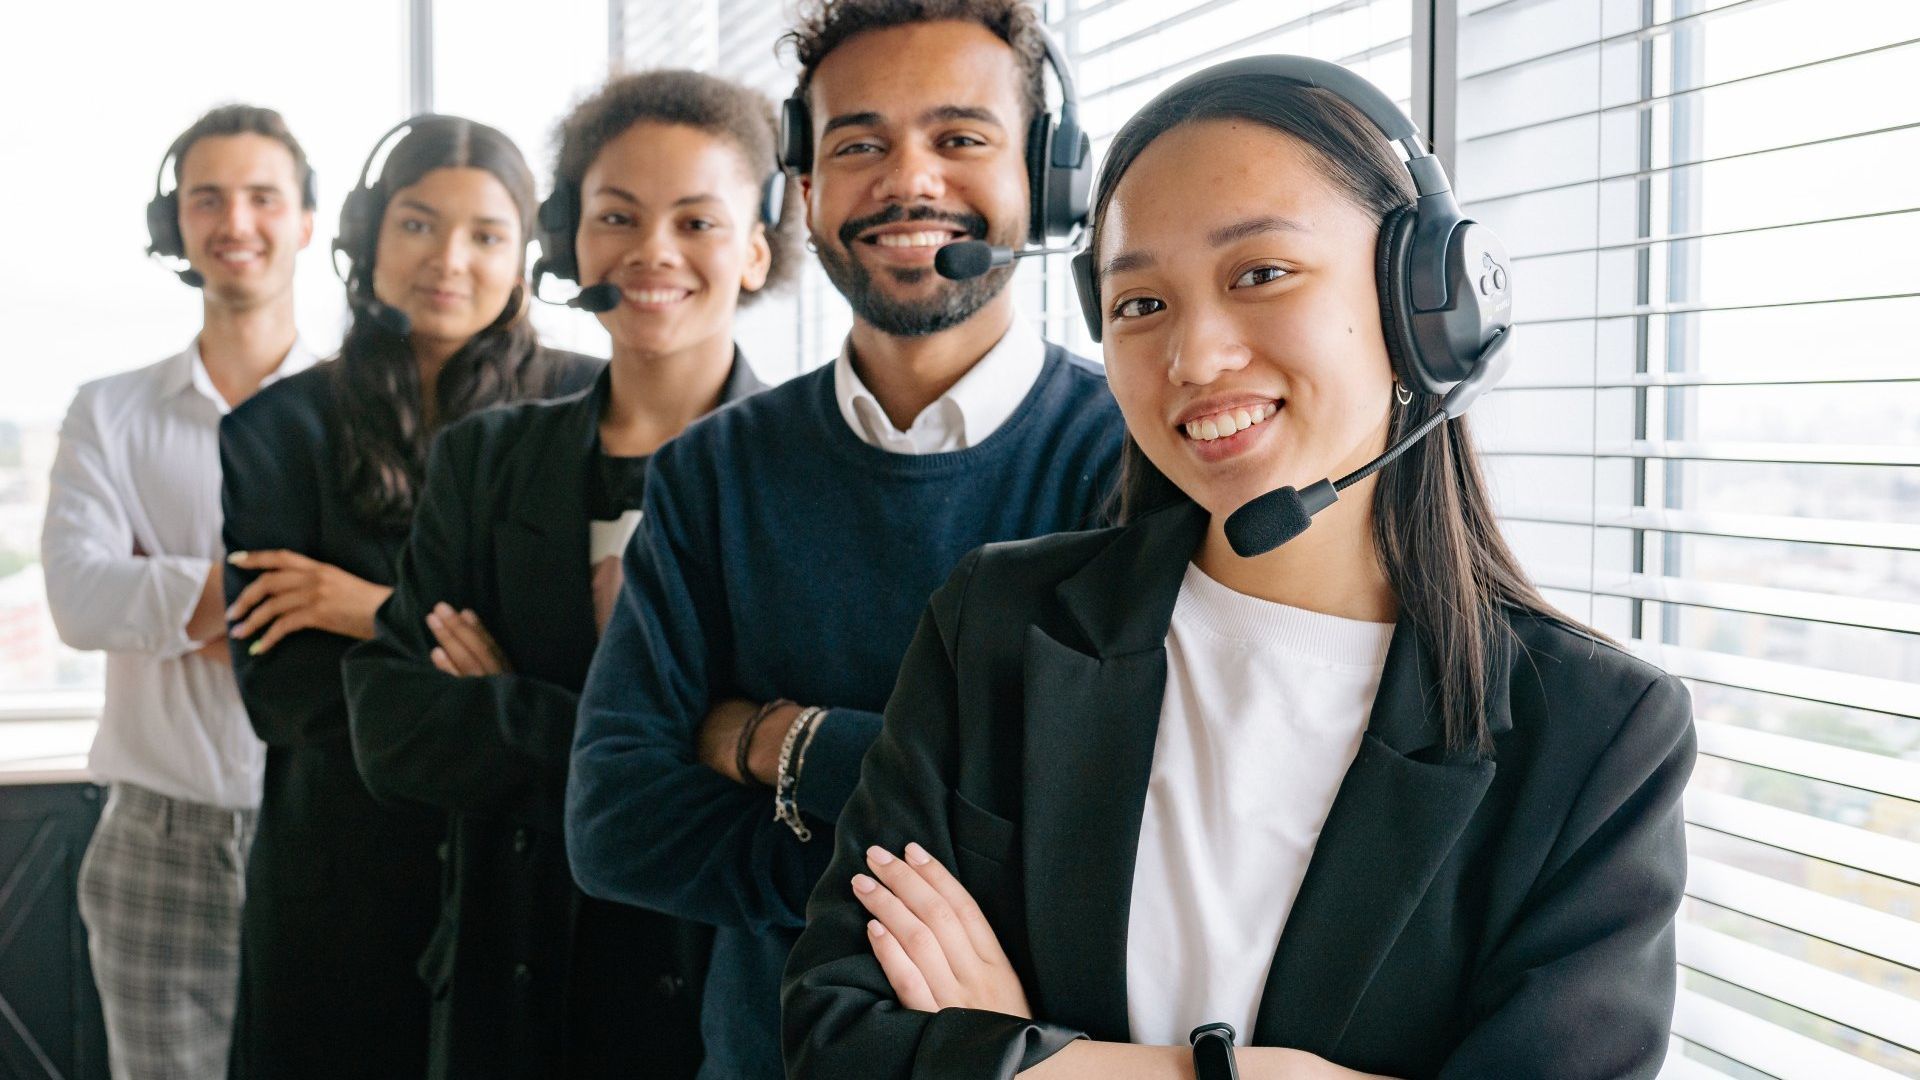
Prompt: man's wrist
<box><xmin>750</xmin><ymin>703</ymin><xmax>807</xmax><ymax>785</ymax></box>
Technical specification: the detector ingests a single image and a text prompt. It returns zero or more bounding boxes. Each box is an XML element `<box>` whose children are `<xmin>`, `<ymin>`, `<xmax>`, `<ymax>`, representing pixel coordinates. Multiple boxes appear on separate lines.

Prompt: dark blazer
<box><xmin>783</xmin><ymin>499</ymin><xmax>1697</xmax><ymax>1080</ymax></box>
<box><xmin>342</xmin><ymin>357</ymin><xmax>762</xmax><ymax>1080</ymax></box>
<box><xmin>219</xmin><ymin>349</ymin><xmax>599</xmax><ymax>1080</ymax></box>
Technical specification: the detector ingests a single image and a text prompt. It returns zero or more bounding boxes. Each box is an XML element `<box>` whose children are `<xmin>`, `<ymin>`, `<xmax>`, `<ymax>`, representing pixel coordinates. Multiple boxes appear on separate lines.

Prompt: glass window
<box><xmin>0</xmin><ymin>0</ymin><xmax>410</xmax><ymax>708</ymax></box>
<box><xmin>1456</xmin><ymin>0</ymin><xmax>1920</xmax><ymax>1073</ymax></box>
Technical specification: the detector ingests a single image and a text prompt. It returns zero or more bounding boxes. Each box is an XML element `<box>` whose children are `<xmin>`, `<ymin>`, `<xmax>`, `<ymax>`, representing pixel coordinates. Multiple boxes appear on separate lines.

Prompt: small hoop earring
<box><xmin>1394</xmin><ymin>382</ymin><xmax>1413</xmax><ymax>406</ymax></box>
<box><xmin>804</xmin><ymin>236</ymin><xmax>819</xmax><ymax>254</ymax></box>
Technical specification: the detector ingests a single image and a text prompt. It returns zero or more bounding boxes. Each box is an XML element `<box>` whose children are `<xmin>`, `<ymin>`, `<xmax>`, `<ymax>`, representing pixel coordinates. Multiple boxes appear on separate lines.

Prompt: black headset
<box><xmin>146</xmin><ymin>134</ymin><xmax>319</xmax><ymax>288</ymax></box>
<box><xmin>1070</xmin><ymin>54</ymin><xmax>1512</xmax><ymax>400</ymax></box>
<box><xmin>330</xmin><ymin>115</ymin><xmax>449</xmax><ymax>294</ymax></box>
<box><xmin>530</xmin><ymin>162</ymin><xmax>788</xmax><ymax>294</ymax></box>
<box><xmin>777</xmin><ymin>24</ymin><xmax>1092</xmax><ymax>246</ymax></box>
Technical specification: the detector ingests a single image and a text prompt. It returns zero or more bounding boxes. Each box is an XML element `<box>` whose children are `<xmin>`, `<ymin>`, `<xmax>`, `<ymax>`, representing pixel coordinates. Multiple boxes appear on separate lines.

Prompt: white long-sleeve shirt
<box><xmin>40</xmin><ymin>338</ymin><xmax>316</xmax><ymax>809</ymax></box>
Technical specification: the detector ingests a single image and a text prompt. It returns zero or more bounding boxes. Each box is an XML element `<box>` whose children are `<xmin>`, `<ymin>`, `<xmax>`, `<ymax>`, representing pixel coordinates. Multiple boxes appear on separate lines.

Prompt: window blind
<box><xmin>1454</xmin><ymin>1</ymin><xmax>1920</xmax><ymax>1075</ymax></box>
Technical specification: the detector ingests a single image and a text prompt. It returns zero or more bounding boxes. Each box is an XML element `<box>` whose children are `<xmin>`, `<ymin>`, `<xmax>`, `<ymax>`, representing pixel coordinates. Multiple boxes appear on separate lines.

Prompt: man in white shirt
<box><xmin>40</xmin><ymin>104</ymin><xmax>316</xmax><ymax>1080</ymax></box>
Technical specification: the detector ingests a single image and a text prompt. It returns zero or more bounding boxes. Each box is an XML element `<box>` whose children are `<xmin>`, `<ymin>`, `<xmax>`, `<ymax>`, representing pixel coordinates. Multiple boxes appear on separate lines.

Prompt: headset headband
<box><xmin>1153</xmin><ymin>55</ymin><xmax>1450</xmax><ymax>200</ymax></box>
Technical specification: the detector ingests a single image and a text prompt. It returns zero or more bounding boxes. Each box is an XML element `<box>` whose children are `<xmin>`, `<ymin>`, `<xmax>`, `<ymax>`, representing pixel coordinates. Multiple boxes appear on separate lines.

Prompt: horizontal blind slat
<box><xmin>1686</xmin><ymin>856</ymin><xmax>1920</xmax><ymax>971</ymax></box>
<box><xmin>1496</xmin><ymin>504</ymin><xmax>1920</xmax><ymax>551</ymax></box>
<box><xmin>1685</xmin><ymin>790</ymin><xmax>1920</xmax><ymax>886</ymax></box>
<box><xmin>1483</xmin><ymin>439</ymin><xmax>1920</xmax><ymax>467</ymax></box>
<box><xmin>1527</xmin><ymin>570</ymin><xmax>1920</xmax><ymax>635</ymax></box>
<box><xmin>1627</xmin><ymin>641</ymin><xmax>1920</xmax><ymax>720</ymax></box>
<box><xmin>1694</xmin><ymin>720</ymin><xmax>1920</xmax><ymax>802</ymax></box>
<box><xmin>1672</xmin><ymin>989</ymin><xmax>1909</xmax><ymax>1080</ymax></box>
<box><xmin>1676</xmin><ymin>923</ymin><xmax>1920</xmax><ymax>1053</ymax></box>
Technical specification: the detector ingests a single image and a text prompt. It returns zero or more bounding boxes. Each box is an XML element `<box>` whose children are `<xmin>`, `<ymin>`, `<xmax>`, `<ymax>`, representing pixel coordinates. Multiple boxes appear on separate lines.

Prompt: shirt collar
<box><xmin>175</xmin><ymin>335</ymin><xmax>319</xmax><ymax>414</ymax></box>
<box><xmin>831</xmin><ymin>310</ymin><xmax>1047</xmax><ymax>452</ymax></box>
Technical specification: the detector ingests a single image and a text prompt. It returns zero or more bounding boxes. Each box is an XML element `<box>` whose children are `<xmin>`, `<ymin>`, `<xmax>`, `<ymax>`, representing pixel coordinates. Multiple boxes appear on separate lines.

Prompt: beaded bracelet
<box><xmin>774</xmin><ymin>706</ymin><xmax>827</xmax><ymax>841</ymax></box>
<box><xmin>735</xmin><ymin>698</ymin><xmax>793</xmax><ymax>790</ymax></box>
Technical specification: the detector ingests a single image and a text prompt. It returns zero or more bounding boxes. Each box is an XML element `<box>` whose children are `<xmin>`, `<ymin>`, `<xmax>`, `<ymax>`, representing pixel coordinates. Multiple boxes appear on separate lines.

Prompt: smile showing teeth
<box><xmin>624</xmin><ymin>288</ymin><xmax>691</xmax><ymax>304</ymax></box>
<box><xmin>215</xmin><ymin>250</ymin><xmax>260</xmax><ymax>263</ymax></box>
<box><xmin>1183</xmin><ymin>402</ymin><xmax>1279</xmax><ymax>442</ymax></box>
<box><xmin>869</xmin><ymin>231</ymin><xmax>958</xmax><ymax>249</ymax></box>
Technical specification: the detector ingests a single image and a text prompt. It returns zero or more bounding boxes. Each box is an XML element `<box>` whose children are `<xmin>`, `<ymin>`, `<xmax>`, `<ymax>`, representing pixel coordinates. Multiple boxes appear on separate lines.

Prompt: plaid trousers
<box><xmin>77</xmin><ymin>782</ymin><xmax>256</xmax><ymax>1080</ymax></box>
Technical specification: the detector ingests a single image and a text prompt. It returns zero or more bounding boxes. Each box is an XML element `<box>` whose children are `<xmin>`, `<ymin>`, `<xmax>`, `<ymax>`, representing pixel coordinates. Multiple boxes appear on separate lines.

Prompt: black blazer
<box><xmin>342</xmin><ymin>357</ymin><xmax>762</xmax><ymax>1080</ymax></box>
<box><xmin>783</xmin><ymin>499</ymin><xmax>1696</xmax><ymax>1080</ymax></box>
<box><xmin>219</xmin><ymin>350</ymin><xmax>600</xmax><ymax>1080</ymax></box>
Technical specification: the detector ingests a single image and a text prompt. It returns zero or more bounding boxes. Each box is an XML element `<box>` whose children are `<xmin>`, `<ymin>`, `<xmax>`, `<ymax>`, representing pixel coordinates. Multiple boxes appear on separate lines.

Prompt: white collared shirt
<box><xmin>41</xmin><ymin>337</ymin><xmax>317</xmax><ymax>809</ymax></box>
<box><xmin>831</xmin><ymin>312</ymin><xmax>1047</xmax><ymax>454</ymax></box>
<box><xmin>1126</xmin><ymin>563</ymin><xmax>1394</xmax><ymax>1046</ymax></box>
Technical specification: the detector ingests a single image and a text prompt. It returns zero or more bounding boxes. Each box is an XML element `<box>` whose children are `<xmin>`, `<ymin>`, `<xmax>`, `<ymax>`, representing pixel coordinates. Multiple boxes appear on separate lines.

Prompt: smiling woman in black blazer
<box><xmin>340</xmin><ymin>71</ymin><xmax>794</xmax><ymax>1080</ymax></box>
<box><xmin>219</xmin><ymin>116</ymin><xmax>598</xmax><ymax>1080</ymax></box>
<box><xmin>782</xmin><ymin>59</ymin><xmax>1696</xmax><ymax>1080</ymax></box>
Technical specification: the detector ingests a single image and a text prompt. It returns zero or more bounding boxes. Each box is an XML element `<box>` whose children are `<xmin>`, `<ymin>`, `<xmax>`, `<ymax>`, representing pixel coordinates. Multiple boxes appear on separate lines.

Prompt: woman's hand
<box><xmin>425</xmin><ymin>602</ymin><xmax>512</xmax><ymax>676</ymax></box>
<box><xmin>853</xmin><ymin>842</ymin><xmax>1031</xmax><ymax>1018</ymax></box>
<box><xmin>226</xmin><ymin>549</ymin><xmax>393</xmax><ymax>653</ymax></box>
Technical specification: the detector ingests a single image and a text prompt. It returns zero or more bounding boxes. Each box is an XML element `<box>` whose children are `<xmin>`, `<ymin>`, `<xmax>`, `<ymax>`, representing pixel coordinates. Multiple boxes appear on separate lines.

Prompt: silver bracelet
<box><xmin>774</xmin><ymin>706</ymin><xmax>826</xmax><ymax>841</ymax></box>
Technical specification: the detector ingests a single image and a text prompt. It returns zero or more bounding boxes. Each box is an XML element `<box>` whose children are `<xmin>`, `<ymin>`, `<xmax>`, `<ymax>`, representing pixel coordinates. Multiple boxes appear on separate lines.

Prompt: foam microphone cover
<box><xmin>1224</xmin><ymin>478</ymin><xmax>1340</xmax><ymax>558</ymax></box>
<box><xmin>934</xmin><ymin>240</ymin><xmax>998</xmax><ymax>281</ymax></box>
<box><xmin>570</xmin><ymin>281</ymin><xmax>622</xmax><ymax>313</ymax></box>
<box><xmin>1224</xmin><ymin>487</ymin><xmax>1315</xmax><ymax>557</ymax></box>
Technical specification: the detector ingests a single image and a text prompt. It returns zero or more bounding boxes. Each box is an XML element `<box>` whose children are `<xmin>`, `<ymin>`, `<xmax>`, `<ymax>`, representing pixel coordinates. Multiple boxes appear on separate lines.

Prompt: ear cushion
<box><xmin>1024</xmin><ymin>113</ymin><xmax>1052</xmax><ymax>246</ymax></box>
<box><xmin>535</xmin><ymin>187</ymin><xmax>579</xmax><ymax>282</ymax></box>
<box><xmin>1375</xmin><ymin>203</ymin><xmax>1425</xmax><ymax>392</ymax></box>
<box><xmin>1070</xmin><ymin>247</ymin><xmax>1101</xmax><ymax>341</ymax></box>
<box><xmin>332</xmin><ymin>186</ymin><xmax>384</xmax><ymax>291</ymax></box>
<box><xmin>146</xmin><ymin>192</ymin><xmax>182</xmax><ymax>258</ymax></box>
<box><xmin>780</xmin><ymin>95</ymin><xmax>812</xmax><ymax>173</ymax></box>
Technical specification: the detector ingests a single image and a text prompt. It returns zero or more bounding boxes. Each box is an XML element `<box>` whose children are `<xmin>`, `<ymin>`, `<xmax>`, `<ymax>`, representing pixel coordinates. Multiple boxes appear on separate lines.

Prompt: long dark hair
<box><xmin>1093</xmin><ymin>76</ymin><xmax>1576</xmax><ymax>756</ymax></box>
<box><xmin>335</xmin><ymin>115</ymin><xmax>553</xmax><ymax>532</ymax></box>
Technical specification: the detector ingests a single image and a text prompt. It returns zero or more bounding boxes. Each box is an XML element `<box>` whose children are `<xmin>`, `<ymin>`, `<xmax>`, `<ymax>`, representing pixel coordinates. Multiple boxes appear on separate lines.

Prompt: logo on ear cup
<box><xmin>1478</xmin><ymin>252</ymin><xmax>1507</xmax><ymax>297</ymax></box>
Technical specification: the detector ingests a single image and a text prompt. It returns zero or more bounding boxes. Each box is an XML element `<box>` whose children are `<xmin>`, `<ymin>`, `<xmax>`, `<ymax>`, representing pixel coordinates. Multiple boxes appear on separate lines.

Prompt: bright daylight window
<box><xmin>1456</xmin><ymin>0</ymin><xmax>1920</xmax><ymax>1073</ymax></box>
<box><xmin>0</xmin><ymin>0</ymin><xmax>410</xmax><ymax>722</ymax></box>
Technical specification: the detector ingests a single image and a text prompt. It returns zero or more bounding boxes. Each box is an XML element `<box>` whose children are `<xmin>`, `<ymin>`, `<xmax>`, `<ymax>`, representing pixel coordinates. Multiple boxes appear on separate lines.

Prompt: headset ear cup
<box><xmin>1050</xmin><ymin>127</ymin><xmax>1092</xmax><ymax>237</ymax></box>
<box><xmin>780</xmin><ymin>96</ymin><xmax>812</xmax><ymax>173</ymax></box>
<box><xmin>1025</xmin><ymin>114</ymin><xmax>1052</xmax><ymax>246</ymax></box>
<box><xmin>759</xmin><ymin>171</ymin><xmax>785</xmax><ymax>228</ymax></box>
<box><xmin>535</xmin><ymin>187</ymin><xmax>579</xmax><ymax>282</ymax></box>
<box><xmin>1376</xmin><ymin>204</ymin><xmax>1428</xmax><ymax>393</ymax></box>
<box><xmin>145</xmin><ymin>192</ymin><xmax>183</xmax><ymax>258</ymax></box>
<box><xmin>1070</xmin><ymin>248</ymin><xmax>1102</xmax><ymax>342</ymax></box>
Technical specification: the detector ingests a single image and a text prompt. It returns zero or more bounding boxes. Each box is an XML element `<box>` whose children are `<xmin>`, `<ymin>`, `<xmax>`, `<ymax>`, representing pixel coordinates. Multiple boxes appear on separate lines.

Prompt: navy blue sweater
<box><xmin>566</xmin><ymin>344</ymin><xmax>1123</xmax><ymax>1080</ymax></box>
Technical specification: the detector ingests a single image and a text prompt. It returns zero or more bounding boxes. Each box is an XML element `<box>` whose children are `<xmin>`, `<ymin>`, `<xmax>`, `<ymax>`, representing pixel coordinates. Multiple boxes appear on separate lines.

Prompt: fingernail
<box><xmin>904</xmin><ymin>842</ymin><xmax>931</xmax><ymax>866</ymax></box>
<box><xmin>434</xmin><ymin>602</ymin><xmax>451</xmax><ymax>616</ymax></box>
<box><xmin>426</xmin><ymin>612</ymin><xmax>441</xmax><ymax>627</ymax></box>
<box><xmin>866</xmin><ymin>846</ymin><xmax>894</xmax><ymax>866</ymax></box>
<box><xmin>852</xmin><ymin>874</ymin><xmax>877</xmax><ymax>894</ymax></box>
<box><xmin>868</xmin><ymin>920</ymin><xmax>887</xmax><ymax>937</ymax></box>
<box><xmin>227</xmin><ymin>552</ymin><xmax>247</xmax><ymax>564</ymax></box>
<box><xmin>248</xmin><ymin>641</ymin><xmax>265</xmax><ymax>656</ymax></box>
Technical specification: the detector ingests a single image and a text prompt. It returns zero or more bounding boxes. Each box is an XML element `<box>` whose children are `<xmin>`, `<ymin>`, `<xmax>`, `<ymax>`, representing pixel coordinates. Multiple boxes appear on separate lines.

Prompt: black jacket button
<box><xmin>513</xmin><ymin>829</ymin><xmax>529</xmax><ymax>853</ymax></box>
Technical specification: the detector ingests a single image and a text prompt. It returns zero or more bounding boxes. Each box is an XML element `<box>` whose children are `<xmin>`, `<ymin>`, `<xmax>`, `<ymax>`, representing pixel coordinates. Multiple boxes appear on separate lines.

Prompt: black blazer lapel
<box><xmin>493</xmin><ymin>383</ymin><xmax>603</xmax><ymax>685</ymax></box>
<box><xmin>1252</xmin><ymin>619</ymin><xmax>1515</xmax><ymax>1053</ymax></box>
<box><xmin>1020</xmin><ymin>501</ymin><xmax>1207</xmax><ymax>1042</ymax></box>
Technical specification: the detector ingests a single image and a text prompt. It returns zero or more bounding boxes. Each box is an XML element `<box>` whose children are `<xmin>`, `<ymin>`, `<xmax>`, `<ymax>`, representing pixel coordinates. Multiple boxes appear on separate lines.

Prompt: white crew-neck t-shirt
<box><xmin>1125</xmin><ymin>563</ymin><xmax>1394</xmax><ymax>1046</ymax></box>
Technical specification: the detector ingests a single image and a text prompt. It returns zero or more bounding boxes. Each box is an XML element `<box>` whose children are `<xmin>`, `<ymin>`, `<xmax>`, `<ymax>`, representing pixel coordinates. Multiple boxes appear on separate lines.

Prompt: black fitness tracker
<box><xmin>1190</xmin><ymin>1022</ymin><xmax>1239</xmax><ymax>1080</ymax></box>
